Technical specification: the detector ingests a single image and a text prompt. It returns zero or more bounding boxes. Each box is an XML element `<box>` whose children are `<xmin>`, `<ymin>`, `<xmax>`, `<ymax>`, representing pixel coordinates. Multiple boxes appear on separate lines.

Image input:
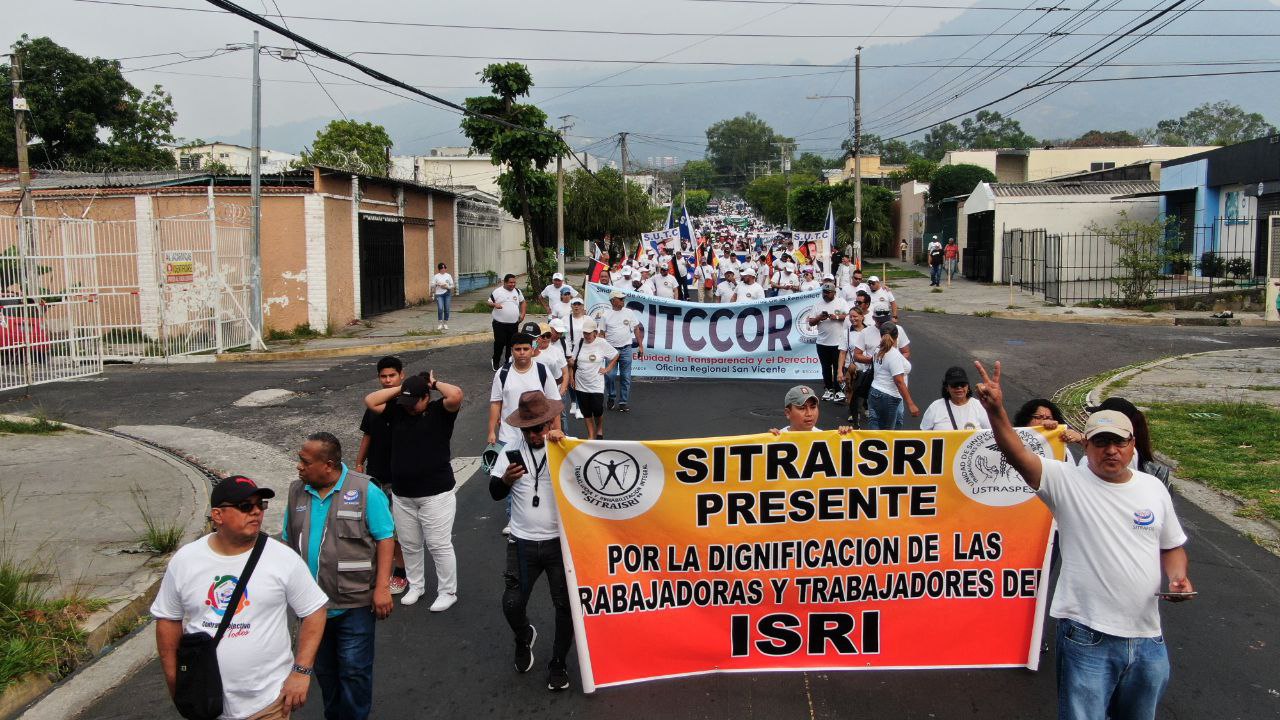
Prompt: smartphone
<box><xmin>1154</xmin><ymin>591</ymin><xmax>1198</xmax><ymax>599</ymax></box>
<box><xmin>505</xmin><ymin>449</ymin><xmax>525</xmax><ymax>468</ymax></box>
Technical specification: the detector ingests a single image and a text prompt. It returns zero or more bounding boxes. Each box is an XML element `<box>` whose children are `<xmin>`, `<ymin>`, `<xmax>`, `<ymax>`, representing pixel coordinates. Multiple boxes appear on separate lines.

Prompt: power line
<box><xmin>681</xmin><ymin>0</ymin><xmax>1270</xmax><ymax>9</ymax></box>
<box><xmin>267</xmin><ymin>0</ymin><xmax>346</xmax><ymax>120</ymax></box>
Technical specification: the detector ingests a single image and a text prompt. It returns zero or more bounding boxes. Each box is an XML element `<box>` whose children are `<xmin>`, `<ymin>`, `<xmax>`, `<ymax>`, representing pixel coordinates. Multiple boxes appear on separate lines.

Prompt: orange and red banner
<box><xmin>549</xmin><ymin>428</ymin><xmax>1062</xmax><ymax>691</ymax></box>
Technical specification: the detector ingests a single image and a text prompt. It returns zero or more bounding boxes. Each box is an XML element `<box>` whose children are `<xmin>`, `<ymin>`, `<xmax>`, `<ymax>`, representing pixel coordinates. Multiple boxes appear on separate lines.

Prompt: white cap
<box><xmin>570</xmin><ymin>297</ymin><xmax>584</xmax><ymax>305</ymax></box>
<box><xmin>822</xmin><ymin>273</ymin><xmax>834</xmax><ymax>281</ymax></box>
<box><xmin>548</xmin><ymin>318</ymin><xmax>567</xmax><ymax>333</ymax></box>
<box><xmin>552</xmin><ymin>272</ymin><xmax>564</xmax><ymax>281</ymax></box>
<box><xmin>621</xmin><ymin>267</ymin><xmax>633</xmax><ymax>277</ymax></box>
<box><xmin>580</xmin><ymin>317</ymin><xmax>598</xmax><ymax>333</ymax></box>
<box><xmin>868</xmin><ymin>275</ymin><xmax>881</xmax><ymax>283</ymax></box>
<box><xmin>871</xmin><ymin>302</ymin><xmax>892</xmax><ymax>317</ymax></box>
<box><xmin>741</xmin><ymin>267</ymin><xmax>757</xmax><ymax>277</ymax></box>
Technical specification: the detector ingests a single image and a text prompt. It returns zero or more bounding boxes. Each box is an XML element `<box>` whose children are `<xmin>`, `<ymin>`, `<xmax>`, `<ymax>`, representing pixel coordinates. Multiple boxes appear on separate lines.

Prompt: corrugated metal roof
<box><xmin>0</xmin><ymin>169</ymin><xmax>216</xmax><ymax>191</ymax></box>
<box><xmin>989</xmin><ymin>180</ymin><xmax>1159</xmax><ymax>197</ymax></box>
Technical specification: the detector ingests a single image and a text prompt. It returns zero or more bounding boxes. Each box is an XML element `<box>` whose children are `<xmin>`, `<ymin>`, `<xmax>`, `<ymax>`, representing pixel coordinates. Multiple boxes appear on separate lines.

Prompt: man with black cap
<box><xmin>972</xmin><ymin>361</ymin><xmax>1193</xmax><ymax>720</ymax></box>
<box><xmin>489</xmin><ymin>391</ymin><xmax>574</xmax><ymax>692</ymax></box>
<box><xmin>152</xmin><ymin>476</ymin><xmax>329</xmax><ymax>720</ymax></box>
<box><xmin>488</xmin><ymin>329</ymin><xmax>562</xmax><ymax>451</ymax></box>
<box><xmin>365</xmin><ymin>371</ymin><xmax>464</xmax><ymax>612</ymax></box>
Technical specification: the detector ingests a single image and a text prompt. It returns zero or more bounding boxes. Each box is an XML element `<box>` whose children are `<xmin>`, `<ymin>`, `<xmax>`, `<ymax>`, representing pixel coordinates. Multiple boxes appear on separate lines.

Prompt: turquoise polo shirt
<box><xmin>282</xmin><ymin>464</ymin><xmax>395</xmax><ymax>616</ymax></box>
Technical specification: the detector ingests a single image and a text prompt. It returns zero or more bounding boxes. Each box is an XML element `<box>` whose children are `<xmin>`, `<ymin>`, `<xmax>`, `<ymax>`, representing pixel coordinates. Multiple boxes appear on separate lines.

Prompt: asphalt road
<box><xmin>6</xmin><ymin>315</ymin><xmax>1278</xmax><ymax>719</ymax></box>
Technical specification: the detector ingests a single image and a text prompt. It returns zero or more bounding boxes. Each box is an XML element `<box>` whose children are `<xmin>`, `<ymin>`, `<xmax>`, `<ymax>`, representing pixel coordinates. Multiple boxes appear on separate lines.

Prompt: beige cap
<box><xmin>1084</xmin><ymin>410</ymin><xmax>1134</xmax><ymax>440</ymax></box>
<box><xmin>580</xmin><ymin>317</ymin><xmax>598</xmax><ymax>333</ymax></box>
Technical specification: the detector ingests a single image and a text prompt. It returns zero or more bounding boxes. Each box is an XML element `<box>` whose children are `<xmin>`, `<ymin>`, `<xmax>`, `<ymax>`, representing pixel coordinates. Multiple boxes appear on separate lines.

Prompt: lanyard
<box><xmin>525</xmin><ymin>446</ymin><xmax>548</xmax><ymax>507</ymax></box>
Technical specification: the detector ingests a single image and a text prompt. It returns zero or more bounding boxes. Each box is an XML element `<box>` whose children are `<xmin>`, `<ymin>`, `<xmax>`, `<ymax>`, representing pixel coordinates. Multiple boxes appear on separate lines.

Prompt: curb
<box><xmin>0</xmin><ymin>419</ymin><xmax>210</xmax><ymax>720</ymax></box>
<box><xmin>1075</xmin><ymin>351</ymin><xmax>1280</xmax><ymax>554</ymax></box>
<box><xmin>215</xmin><ymin>330</ymin><xmax>489</xmax><ymax>362</ymax></box>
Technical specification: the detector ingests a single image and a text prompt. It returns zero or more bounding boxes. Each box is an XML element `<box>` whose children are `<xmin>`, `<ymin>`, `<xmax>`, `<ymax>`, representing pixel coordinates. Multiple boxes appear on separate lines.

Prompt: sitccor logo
<box><xmin>560</xmin><ymin>442</ymin><xmax>664</xmax><ymax>520</ymax></box>
<box><xmin>952</xmin><ymin>429</ymin><xmax>1050</xmax><ymax>507</ymax></box>
<box><xmin>793</xmin><ymin>306</ymin><xmax>820</xmax><ymax>343</ymax></box>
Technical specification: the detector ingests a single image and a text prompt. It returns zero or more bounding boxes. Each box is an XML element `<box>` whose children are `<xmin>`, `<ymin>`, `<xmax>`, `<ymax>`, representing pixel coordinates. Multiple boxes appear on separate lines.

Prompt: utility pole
<box><xmin>774</xmin><ymin>141</ymin><xmax>793</xmax><ymax>230</ymax></box>
<box><xmin>249</xmin><ymin>31</ymin><xmax>265</xmax><ymax>349</ymax></box>
<box><xmin>9</xmin><ymin>51</ymin><xmax>35</xmax><ymax>221</ymax></box>
<box><xmin>853</xmin><ymin>46</ymin><xmax>863</xmax><ymax>268</ymax></box>
<box><xmin>555</xmin><ymin>115</ymin><xmax>574</xmax><ymax>276</ymax></box>
<box><xmin>619</xmin><ymin>132</ymin><xmax>629</xmax><ymax>224</ymax></box>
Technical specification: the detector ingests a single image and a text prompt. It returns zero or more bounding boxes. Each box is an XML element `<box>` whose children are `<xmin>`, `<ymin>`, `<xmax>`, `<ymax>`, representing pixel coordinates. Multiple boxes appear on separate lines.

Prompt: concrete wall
<box><xmin>896</xmin><ymin>181</ymin><xmax>929</xmax><ymax>258</ymax></box>
<box><xmin>1025</xmin><ymin>146</ymin><xmax>1216</xmax><ymax>182</ymax></box>
<box><xmin>992</xmin><ymin>197</ymin><xmax>1160</xmax><ymax>282</ymax></box>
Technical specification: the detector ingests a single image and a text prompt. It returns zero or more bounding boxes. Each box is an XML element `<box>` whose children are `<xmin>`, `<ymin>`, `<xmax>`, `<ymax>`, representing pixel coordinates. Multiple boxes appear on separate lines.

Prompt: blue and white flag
<box><xmin>585</xmin><ymin>282</ymin><xmax>825</xmax><ymax>380</ymax></box>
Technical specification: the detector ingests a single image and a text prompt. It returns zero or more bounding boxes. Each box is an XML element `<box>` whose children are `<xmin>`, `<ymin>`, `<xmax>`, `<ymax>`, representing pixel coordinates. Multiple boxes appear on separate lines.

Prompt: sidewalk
<box><xmin>0</xmin><ymin>419</ymin><xmax>207</xmax><ymax>718</ymax></box>
<box><xmin>869</xmin><ymin>258</ymin><xmax>1271</xmax><ymax>327</ymax></box>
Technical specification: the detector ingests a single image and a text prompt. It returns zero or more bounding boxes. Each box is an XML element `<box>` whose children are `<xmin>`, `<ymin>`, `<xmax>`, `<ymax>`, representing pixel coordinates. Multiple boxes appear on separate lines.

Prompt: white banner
<box><xmin>641</xmin><ymin>228</ymin><xmax>681</xmax><ymax>244</ymax></box>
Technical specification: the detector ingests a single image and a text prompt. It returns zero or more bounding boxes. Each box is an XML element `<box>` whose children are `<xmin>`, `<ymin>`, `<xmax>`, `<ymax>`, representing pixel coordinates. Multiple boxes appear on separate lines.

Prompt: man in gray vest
<box><xmin>283</xmin><ymin>431</ymin><xmax>396</xmax><ymax>720</ymax></box>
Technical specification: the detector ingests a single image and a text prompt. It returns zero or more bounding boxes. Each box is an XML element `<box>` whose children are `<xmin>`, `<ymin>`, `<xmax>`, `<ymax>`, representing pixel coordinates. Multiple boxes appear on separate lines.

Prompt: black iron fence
<box><xmin>1002</xmin><ymin>219</ymin><xmax>1266</xmax><ymax>306</ymax></box>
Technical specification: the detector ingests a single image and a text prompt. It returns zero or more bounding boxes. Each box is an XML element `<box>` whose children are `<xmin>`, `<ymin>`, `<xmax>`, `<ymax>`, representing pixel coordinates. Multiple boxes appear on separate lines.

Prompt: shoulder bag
<box><xmin>173</xmin><ymin>532</ymin><xmax>268</xmax><ymax>720</ymax></box>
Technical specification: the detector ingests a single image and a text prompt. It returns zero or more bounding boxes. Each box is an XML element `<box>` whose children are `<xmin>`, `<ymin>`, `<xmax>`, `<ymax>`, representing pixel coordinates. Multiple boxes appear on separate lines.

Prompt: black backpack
<box><xmin>499</xmin><ymin>361</ymin><xmax>549</xmax><ymax>389</ymax></box>
<box><xmin>173</xmin><ymin>533</ymin><xmax>267</xmax><ymax>720</ymax></box>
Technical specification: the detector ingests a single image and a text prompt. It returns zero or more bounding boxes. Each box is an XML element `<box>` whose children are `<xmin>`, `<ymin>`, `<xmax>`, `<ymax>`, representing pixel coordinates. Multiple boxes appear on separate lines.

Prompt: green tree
<box><xmin>912</xmin><ymin>122</ymin><xmax>963</xmax><ymax>162</ymax></box>
<box><xmin>563</xmin><ymin>167</ymin><xmax>653</xmax><ymax>252</ymax></box>
<box><xmin>1067</xmin><ymin>129</ymin><xmax>1144</xmax><ymax>148</ymax></box>
<box><xmin>0</xmin><ymin>36</ymin><xmax>177</xmax><ymax>169</ymax></box>
<box><xmin>793</xmin><ymin>152</ymin><xmax>838</xmax><ymax>177</ymax></box>
<box><xmin>297</xmin><ymin>119</ymin><xmax>393</xmax><ymax>176</ymax></box>
<box><xmin>789</xmin><ymin>183</ymin><xmax>895</xmax><ymax>257</ymax></box>
<box><xmin>958</xmin><ymin>110</ymin><xmax>1037</xmax><ymax>150</ymax></box>
<box><xmin>681</xmin><ymin>159</ymin><xmax>716</xmax><ymax>190</ymax></box>
<box><xmin>927</xmin><ymin>164</ymin><xmax>996</xmax><ymax>212</ymax></box>
<box><xmin>681</xmin><ymin>188</ymin><xmax>711</xmax><ymax>217</ymax></box>
<box><xmin>1153</xmin><ymin>102</ymin><xmax>1277</xmax><ymax>146</ymax></box>
<box><xmin>461</xmin><ymin>63</ymin><xmax>566</xmax><ymax>289</ymax></box>
<box><xmin>705</xmin><ymin>113</ymin><xmax>791</xmax><ymax>191</ymax></box>
<box><xmin>888</xmin><ymin>156</ymin><xmax>938</xmax><ymax>186</ymax></box>
<box><xmin>743</xmin><ymin>172</ymin><xmax>819</xmax><ymax>226</ymax></box>
<box><xmin>1087</xmin><ymin>212</ymin><xmax>1181</xmax><ymax>306</ymax></box>
<box><xmin>857</xmin><ymin>134</ymin><xmax>916</xmax><ymax>165</ymax></box>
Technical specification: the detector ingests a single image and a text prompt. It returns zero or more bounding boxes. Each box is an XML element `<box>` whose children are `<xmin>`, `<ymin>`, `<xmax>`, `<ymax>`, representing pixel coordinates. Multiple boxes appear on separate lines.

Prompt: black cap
<box><xmin>510</xmin><ymin>332</ymin><xmax>537</xmax><ymax>347</ymax></box>
<box><xmin>397</xmin><ymin>374</ymin><xmax>430</xmax><ymax>406</ymax></box>
<box><xmin>211</xmin><ymin>475</ymin><xmax>275</xmax><ymax>507</ymax></box>
<box><xmin>944</xmin><ymin>366</ymin><xmax>970</xmax><ymax>387</ymax></box>
<box><xmin>520</xmin><ymin>321</ymin><xmax>541</xmax><ymax>336</ymax></box>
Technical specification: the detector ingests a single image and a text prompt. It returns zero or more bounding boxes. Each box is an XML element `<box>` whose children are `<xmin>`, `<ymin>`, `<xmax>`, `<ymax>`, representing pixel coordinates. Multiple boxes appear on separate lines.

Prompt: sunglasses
<box><xmin>1087</xmin><ymin>435</ymin><xmax>1132</xmax><ymax>449</ymax></box>
<box><xmin>948</xmin><ymin>383</ymin><xmax>969</xmax><ymax>389</ymax></box>
<box><xmin>218</xmin><ymin>499</ymin><xmax>269</xmax><ymax>513</ymax></box>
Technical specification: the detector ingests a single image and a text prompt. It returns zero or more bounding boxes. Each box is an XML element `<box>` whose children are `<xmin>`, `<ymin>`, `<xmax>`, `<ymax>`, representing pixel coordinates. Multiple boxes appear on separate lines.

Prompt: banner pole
<box><xmin>1026</xmin><ymin>519</ymin><xmax>1058</xmax><ymax>671</ymax></box>
<box><xmin>551</xmin><ymin>441</ymin><xmax>598</xmax><ymax>693</ymax></box>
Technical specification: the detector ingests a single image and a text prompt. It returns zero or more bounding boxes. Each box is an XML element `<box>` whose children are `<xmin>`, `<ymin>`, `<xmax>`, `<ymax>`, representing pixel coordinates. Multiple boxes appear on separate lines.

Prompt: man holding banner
<box><xmin>972</xmin><ymin>361</ymin><xmax>1193</xmax><ymax>720</ymax></box>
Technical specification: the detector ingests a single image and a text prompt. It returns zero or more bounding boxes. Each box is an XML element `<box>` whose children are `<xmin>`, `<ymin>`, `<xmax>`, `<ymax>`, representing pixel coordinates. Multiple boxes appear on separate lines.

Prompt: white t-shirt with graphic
<box><xmin>432</xmin><ymin>272</ymin><xmax>454</xmax><ymax>296</ymax></box>
<box><xmin>491</xmin><ymin>437</ymin><xmax>559</xmax><ymax>541</ymax></box>
<box><xmin>1037</xmin><ymin>459</ymin><xmax>1187</xmax><ymax>637</ymax></box>
<box><xmin>810</xmin><ymin>296</ymin><xmax>849</xmax><ymax>346</ymax></box>
<box><xmin>489</xmin><ymin>286</ymin><xmax>524</xmax><ymax>324</ymax></box>
<box><xmin>570</xmin><ymin>338</ymin><xmax>619</xmax><ymax>394</ymax></box>
<box><xmin>654</xmin><ymin>274</ymin><xmax>680</xmax><ymax>299</ymax></box>
<box><xmin>715</xmin><ymin>280</ymin><xmax>737</xmax><ymax>302</ymax></box>
<box><xmin>919</xmin><ymin>398</ymin><xmax>991</xmax><ymax>431</ymax></box>
<box><xmin>151</xmin><ymin>535</ymin><xmax>329</xmax><ymax>720</ymax></box>
<box><xmin>596</xmin><ymin>307</ymin><xmax>642</xmax><ymax>348</ymax></box>
<box><xmin>735</xmin><ymin>282</ymin><xmax>765</xmax><ymax>302</ymax></box>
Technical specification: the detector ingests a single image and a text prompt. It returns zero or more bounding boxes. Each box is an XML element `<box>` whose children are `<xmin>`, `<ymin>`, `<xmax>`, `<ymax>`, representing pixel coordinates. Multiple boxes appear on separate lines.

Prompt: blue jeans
<box><xmin>436</xmin><ymin>291</ymin><xmax>451</xmax><ymax>322</ymax></box>
<box><xmin>315</xmin><ymin>606</ymin><xmax>376</xmax><ymax>720</ymax></box>
<box><xmin>1056</xmin><ymin>618</ymin><xmax>1169</xmax><ymax>720</ymax></box>
<box><xmin>946</xmin><ymin>258</ymin><xmax>958</xmax><ymax>280</ymax></box>
<box><xmin>930</xmin><ymin>263</ymin><xmax>942</xmax><ymax>285</ymax></box>
<box><xmin>605</xmin><ymin>345</ymin><xmax>634</xmax><ymax>405</ymax></box>
<box><xmin>866</xmin><ymin>388</ymin><xmax>902</xmax><ymax>430</ymax></box>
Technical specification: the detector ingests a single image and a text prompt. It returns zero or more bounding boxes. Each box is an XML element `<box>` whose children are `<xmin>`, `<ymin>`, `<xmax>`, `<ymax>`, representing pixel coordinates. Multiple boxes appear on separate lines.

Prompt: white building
<box><xmin>392</xmin><ymin>147</ymin><xmax>607</xmax><ymax>197</ymax></box>
<box><xmin>940</xmin><ymin>146</ymin><xmax>1217</xmax><ymax>184</ymax></box>
<box><xmin>170</xmin><ymin>142</ymin><xmax>299</xmax><ymax>174</ymax></box>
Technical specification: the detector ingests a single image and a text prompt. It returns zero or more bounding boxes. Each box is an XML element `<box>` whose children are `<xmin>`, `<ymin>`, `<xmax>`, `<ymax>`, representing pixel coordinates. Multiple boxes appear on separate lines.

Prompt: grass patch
<box><xmin>264</xmin><ymin>323</ymin><xmax>329</xmax><ymax>342</ymax></box>
<box><xmin>129</xmin><ymin>485</ymin><xmax>183</xmax><ymax>554</ymax></box>
<box><xmin>876</xmin><ymin>268</ymin><xmax>927</xmax><ymax>281</ymax></box>
<box><xmin>972</xmin><ymin>310</ymin><xmax>994</xmax><ymax>318</ymax></box>
<box><xmin>0</xmin><ymin>417</ymin><xmax>63</xmax><ymax>435</ymax></box>
<box><xmin>1144</xmin><ymin>402</ymin><xmax>1280</xmax><ymax>522</ymax></box>
<box><xmin>1244</xmin><ymin>385</ymin><xmax>1280</xmax><ymax>391</ymax></box>
<box><xmin>404</xmin><ymin>330</ymin><xmax>443</xmax><ymax>337</ymax></box>
<box><xmin>930</xmin><ymin>287</ymin><xmax>944</xmax><ymax>294</ymax></box>
<box><xmin>922</xmin><ymin>306</ymin><xmax>945</xmax><ymax>314</ymax></box>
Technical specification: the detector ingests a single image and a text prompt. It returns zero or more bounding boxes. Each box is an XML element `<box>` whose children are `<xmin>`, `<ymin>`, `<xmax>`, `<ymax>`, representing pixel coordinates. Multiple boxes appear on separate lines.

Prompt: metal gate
<box><xmin>153</xmin><ymin>218</ymin><xmax>256</xmax><ymax>356</ymax></box>
<box><xmin>358</xmin><ymin>214</ymin><xmax>406</xmax><ymax>318</ymax></box>
<box><xmin>0</xmin><ymin>217</ymin><xmax>104</xmax><ymax>392</ymax></box>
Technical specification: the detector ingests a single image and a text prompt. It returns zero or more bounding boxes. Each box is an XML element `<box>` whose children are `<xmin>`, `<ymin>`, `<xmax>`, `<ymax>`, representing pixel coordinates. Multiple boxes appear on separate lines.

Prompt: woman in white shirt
<box><xmin>567</xmin><ymin>318</ymin><xmax>619</xmax><ymax>440</ymax></box>
<box><xmin>919</xmin><ymin>366</ymin><xmax>991</xmax><ymax>431</ymax></box>
<box><xmin>433</xmin><ymin>263</ymin><xmax>455</xmax><ymax>330</ymax></box>
<box><xmin>867</xmin><ymin>322</ymin><xmax>920</xmax><ymax>430</ymax></box>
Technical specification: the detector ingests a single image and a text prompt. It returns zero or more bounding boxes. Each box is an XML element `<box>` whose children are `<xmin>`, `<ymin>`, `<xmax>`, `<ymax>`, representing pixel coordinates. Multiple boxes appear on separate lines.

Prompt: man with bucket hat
<box><xmin>489</xmin><ymin>391</ymin><xmax>574</xmax><ymax>692</ymax></box>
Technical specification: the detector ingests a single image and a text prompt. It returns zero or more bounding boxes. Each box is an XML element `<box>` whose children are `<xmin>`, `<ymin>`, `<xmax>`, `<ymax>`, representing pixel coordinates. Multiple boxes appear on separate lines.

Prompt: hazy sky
<box><xmin>16</xmin><ymin>0</ymin><xmax>970</xmax><ymax>144</ymax></box>
<box><xmin>12</xmin><ymin>0</ymin><xmax>1280</xmax><ymax>156</ymax></box>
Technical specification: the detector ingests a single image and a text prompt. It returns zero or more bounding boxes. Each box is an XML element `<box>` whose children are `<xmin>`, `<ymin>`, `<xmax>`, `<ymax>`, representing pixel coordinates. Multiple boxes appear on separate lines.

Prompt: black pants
<box><xmin>503</xmin><ymin>538</ymin><xmax>573</xmax><ymax>666</ymax></box>
<box><xmin>848</xmin><ymin>368</ymin><xmax>872</xmax><ymax>426</ymax></box>
<box><xmin>492</xmin><ymin>320</ymin><xmax>518</xmax><ymax>368</ymax></box>
<box><xmin>816</xmin><ymin>344</ymin><xmax>841</xmax><ymax>392</ymax></box>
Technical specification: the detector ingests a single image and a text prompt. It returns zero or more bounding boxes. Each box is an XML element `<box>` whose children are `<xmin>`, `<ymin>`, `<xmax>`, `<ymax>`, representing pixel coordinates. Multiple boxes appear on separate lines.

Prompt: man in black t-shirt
<box><xmin>356</xmin><ymin>355</ymin><xmax>408</xmax><ymax>595</ymax></box>
<box><xmin>365</xmin><ymin>372</ymin><xmax>464</xmax><ymax>611</ymax></box>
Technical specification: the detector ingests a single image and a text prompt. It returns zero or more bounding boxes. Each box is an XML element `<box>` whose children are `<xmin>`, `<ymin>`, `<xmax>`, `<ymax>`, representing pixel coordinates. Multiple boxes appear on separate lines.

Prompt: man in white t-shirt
<box><xmin>152</xmin><ymin>476</ymin><xmax>328</xmax><ymax>720</ymax></box>
<box><xmin>807</xmin><ymin>282</ymin><xmax>849</xmax><ymax>403</ymax></box>
<box><xmin>653</xmin><ymin>264</ymin><xmax>679</xmax><ymax>299</ymax></box>
<box><xmin>633</xmin><ymin>268</ymin><xmax>656</xmax><ymax>297</ymax></box>
<box><xmin>735</xmin><ymin>267</ymin><xmax>765</xmax><ymax>302</ymax></box>
<box><xmin>840</xmin><ymin>267</ymin><xmax>871</xmax><ymax>305</ymax></box>
<box><xmin>715</xmin><ymin>270</ymin><xmax>738</xmax><ymax>303</ymax></box>
<box><xmin>488</xmin><ymin>274</ymin><xmax>526</xmax><ymax>371</ymax></box>
<box><xmin>973</xmin><ymin>362</ymin><xmax>1193</xmax><ymax>720</ymax></box>
<box><xmin>866</xmin><ymin>276</ymin><xmax>898</xmax><ymax>321</ymax></box>
<box><xmin>612</xmin><ymin>267</ymin><xmax>633</xmax><ymax>290</ymax></box>
<box><xmin>595</xmin><ymin>290</ymin><xmax>644</xmax><ymax>412</ymax></box>
<box><xmin>489</xmin><ymin>391</ymin><xmax>575</xmax><ymax>692</ymax></box>
<box><xmin>487</xmin><ymin>331</ymin><xmax>562</xmax><ymax>449</ymax></box>
<box><xmin>695</xmin><ymin>262</ymin><xmax>717</xmax><ymax>303</ymax></box>
<box><xmin>539</xmin><ymin>273</ymin><xmax>579</xmax><ymax>309</ymax></box>
<box><xmin>836</xmin><ymin>255</ymin><xmax>854</xmax><ymax>288</ymax></box>
<box><xmin>772</xmin><ymin>264</ymin><xmax>800</xmax><ymax>296</ymax></box>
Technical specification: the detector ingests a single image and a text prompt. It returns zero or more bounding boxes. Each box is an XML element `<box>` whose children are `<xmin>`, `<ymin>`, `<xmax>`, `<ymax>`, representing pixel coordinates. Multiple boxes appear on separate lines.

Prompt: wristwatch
<box><xmin>291</xmin><ymin>664</ymin><xmax>314</xmax><ymax>676</ymax></box>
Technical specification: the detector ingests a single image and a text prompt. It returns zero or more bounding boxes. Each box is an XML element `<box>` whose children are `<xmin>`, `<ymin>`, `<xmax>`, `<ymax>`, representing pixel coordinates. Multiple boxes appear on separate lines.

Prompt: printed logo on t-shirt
<box><xmin>1133</xmin><ymin>508</ymin><xmax>1156</xmax><ymax>530</ymax></box>
<box><xmin>589</xmin><ymin>354</ymin><xmax>598</xmax><ymax>362</ymax></box>
<box><xmin>206</xmin><ymin>575</ymin><xmax>251</xmax><ymax>617</ymax></box>
<box><xmin>342</xmin><ymin>489</ymin><xmax>360</xmax><ymax>503</ymax></box>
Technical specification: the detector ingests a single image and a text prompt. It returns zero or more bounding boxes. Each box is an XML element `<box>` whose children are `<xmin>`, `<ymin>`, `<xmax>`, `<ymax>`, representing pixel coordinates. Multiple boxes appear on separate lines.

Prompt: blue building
<box><xmin>1159</xmin><ymin>135</ymin><xmax>1280</xmax><ymax>277</ymax></box>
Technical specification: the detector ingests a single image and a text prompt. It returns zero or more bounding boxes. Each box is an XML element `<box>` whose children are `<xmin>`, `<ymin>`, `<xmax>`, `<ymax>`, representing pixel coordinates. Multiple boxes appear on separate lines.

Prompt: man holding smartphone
<box><xmin>972</xmin><ymin>361</ymin><xmax>1193</xmax><ymax>720</ymax></box>
<box><xmin>808</xmin><ymin>282</ymin><xmax>848</xmax><ymax>404</ymax></box>
<box><xmin>489</xmin><ymin>391</ymin><xmax>573</xmax><ymax>692</ymax></box>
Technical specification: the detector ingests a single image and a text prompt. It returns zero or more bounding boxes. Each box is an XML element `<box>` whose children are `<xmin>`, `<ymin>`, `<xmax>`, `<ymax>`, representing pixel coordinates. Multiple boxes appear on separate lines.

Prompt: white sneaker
<box><xmin>834</xmin><ymin>391</ymin><xmax>846</xmax><ymax>402</ymax></box>
<box><xmin>401</xmin><ymin>588</ymin><xmax>424</xmax><ymax>606</ymax></box>
<box><xmin>502</xmin><ymin>525</ymin><xmax>511</xmax><ymax>536</ymax></box>
<box><xmin>436</xmin><ymin>323</ymin><xmax>442</xmax><ymax>330</ymax></box>
<box><xmin>429</xmin><ymin>593</ymin><xmax>457</xmax><ymax>612</ymax></box>
<box><xmin>443</xmin><ymin>323</ymin><xmax>448</xmax><ymax>330</ymax></box>
<box><xmin>821</xmin><ymin>390</ymin><xmax>834</xmax><ymax>402</ymax></box>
